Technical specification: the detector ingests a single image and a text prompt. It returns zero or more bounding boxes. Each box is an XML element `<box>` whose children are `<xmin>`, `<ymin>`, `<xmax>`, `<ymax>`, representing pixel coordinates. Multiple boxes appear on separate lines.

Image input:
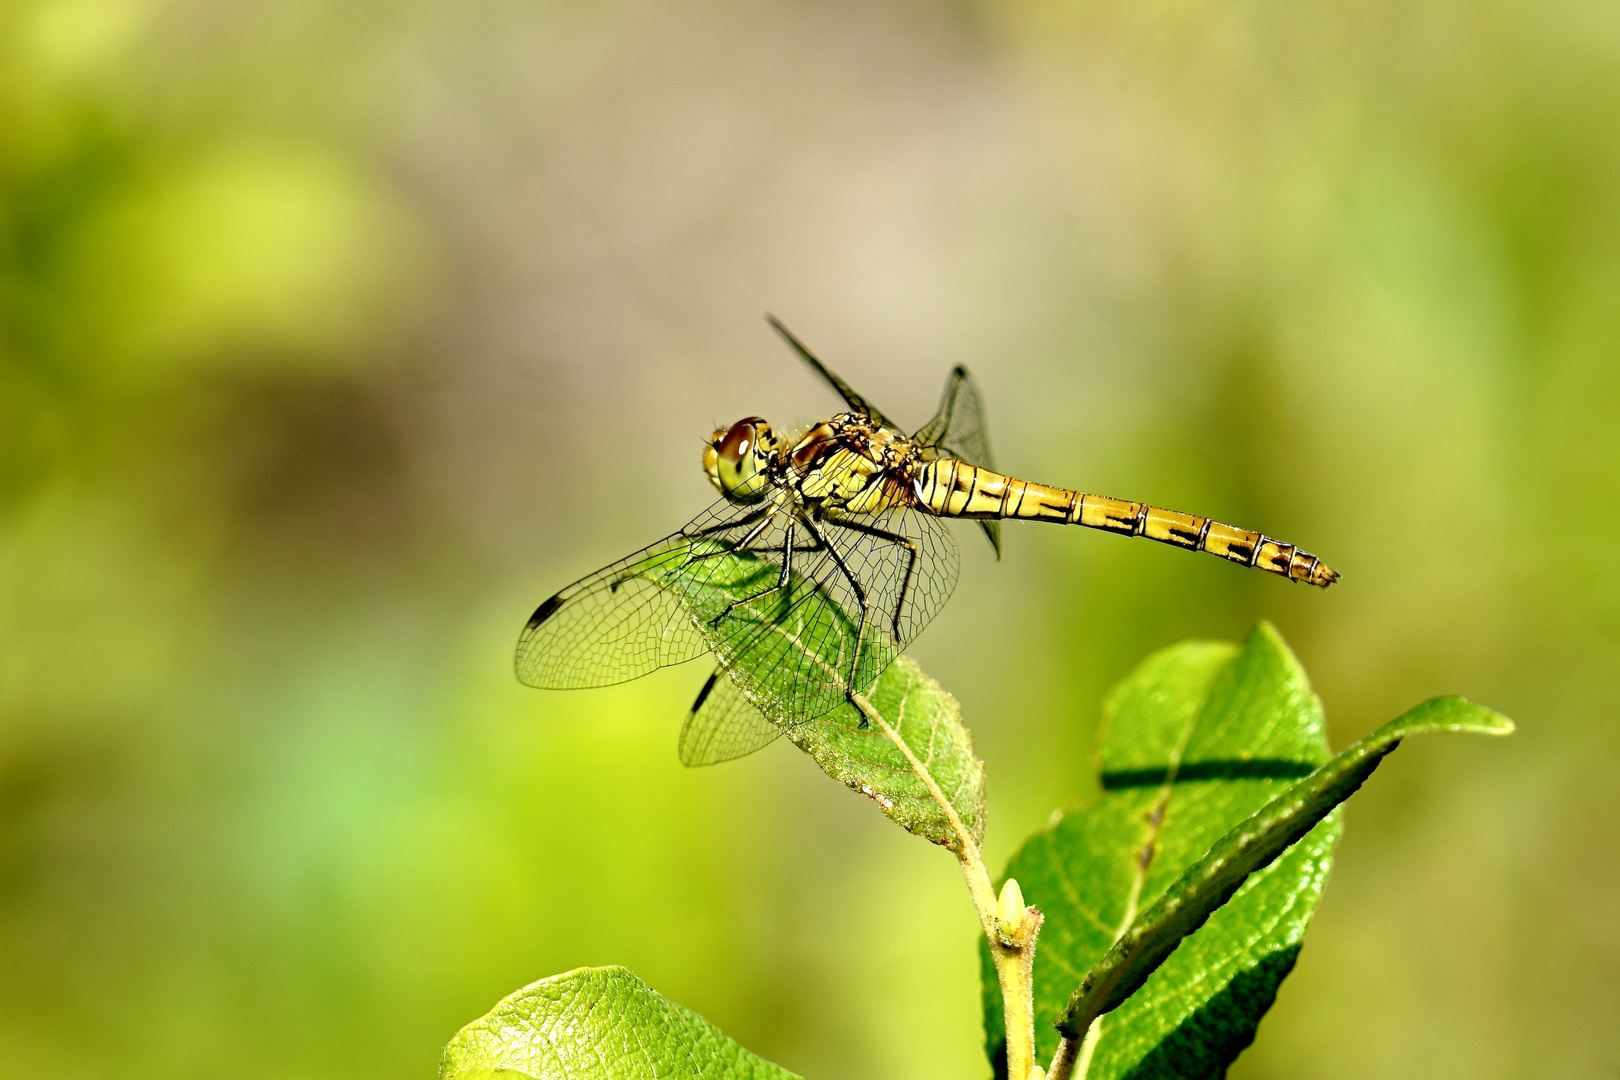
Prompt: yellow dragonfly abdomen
<box><xmin>911</xmin><ymin>458</ymin><xmax>1338</xmax><ymax>588</ymax></box>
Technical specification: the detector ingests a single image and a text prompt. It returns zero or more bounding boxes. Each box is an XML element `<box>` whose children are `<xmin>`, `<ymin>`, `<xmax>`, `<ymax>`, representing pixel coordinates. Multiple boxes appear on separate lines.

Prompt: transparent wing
<box><xmin>516</xmin><ymin>489</ymin><xmax>960</xmax><ymax>729</ymax></box>
<box><xmin>678</xmin><ymin>669</ymin><xmax>784</xmax><ymax>767</ymax></box>
<box><xmin>914</xmin><ymin>365</ymin><xmax>994</xmax><ymax>466</ymax></box>
<box><xmin>913</xmin><ymin>365</ymin><xmax>1001</xmax><ymax>557</ymax></box>
<box><xmin>698</xmin><ymin>503</ymin><xmax>960</xmax><ymax>726</ymax></box>
<box><xmin>766</xmin><ymin>314</ymin><xmax>896</xmax><ymax>430</ymax></box>
<box><xmin>514</xmin><ymin>497</ymin><xmax>777</xmax><ymax>689</ymax></box>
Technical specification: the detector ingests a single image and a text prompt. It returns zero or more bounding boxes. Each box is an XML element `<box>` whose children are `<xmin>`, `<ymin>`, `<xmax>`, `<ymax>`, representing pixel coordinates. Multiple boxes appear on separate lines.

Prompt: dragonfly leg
<box><xmin>685</xmin><ymin>506</ymin><xmax>769</xmax><ymax>540</ymax></box>
<box><xmin>822</xmin><ymin>515</ymin><xmax>918</xmax><ymax>642</ymax></box>
<box><xmin>681</xmin><ymin>508</ymin><xmax>778</xmax><ymax>575</ymax></box>
<box><xmin>679</xmin><ymin>507</ymin><xmax>775</xmax><ymax>570</ymax></box>
<box><xmin>613</xmin><ymin>511</ymin><xmax>774</xmax><ymax>599</ymax></box>
<box><xmin>801</xmin><ymin>514</ymin><xmax>874</xmax><ymax>723</ymax></box>
<box><xmin>713</xmin><ymin>522</ymin><xmax>799</xmax><ymax>625</ymax></box>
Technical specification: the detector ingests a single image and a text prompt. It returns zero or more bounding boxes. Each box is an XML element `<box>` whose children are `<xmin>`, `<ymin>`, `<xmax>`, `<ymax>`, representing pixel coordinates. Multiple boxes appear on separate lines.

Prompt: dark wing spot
<box><xmin>690</xmin><ymin>671</ymin><xmax>721</xmax><ymax>713</ymax></box>
<box><xmin>526</xmin><ymin>592</ymin><xmax>566</xmax><ymax>630</ymax></box>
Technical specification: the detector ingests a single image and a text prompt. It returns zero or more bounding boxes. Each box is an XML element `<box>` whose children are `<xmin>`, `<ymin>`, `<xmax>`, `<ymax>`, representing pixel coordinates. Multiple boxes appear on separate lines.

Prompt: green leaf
<box><xmin>657</xmin><ymin>542</ymin><xmax>986</xmax><ymax>851</ymax></box>
<box><xmin>980</xmin><ymin>624</ymin><xmax>1515</xmax><ymax>1080</ymax></box>
<box><xmin>646</xmin><ymin>525</ymin><xmax>923</xmax><ymax>728</ymax></box>
<box><xmin>982</xmin><ymin>624</ymin><xmax>1340</xmax><ymax>1079</ymax></box>
<box><xmin>788</xmin><ymin>655</ymin><xmax>985</xmax><ymax>852</ymax></box>
<box><xmin>1058</xmin><ymin>693</ymin><xmax>1514</xmax><ymax>1050</ymax></box>
<box><xmin>667</xmin><ymin>538</ymin><xmax>881</xmax><ymax>716</ymax></box>
<box><xmin>440</xmin><ymin>966</ymin><xmax>800</xmax><ymax>1080</ymax></box>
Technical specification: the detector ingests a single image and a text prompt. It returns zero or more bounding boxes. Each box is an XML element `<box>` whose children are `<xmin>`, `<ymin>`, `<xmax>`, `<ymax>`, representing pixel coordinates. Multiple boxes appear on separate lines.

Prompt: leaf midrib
<box><xmin>852</xmin><ymin>687</ymin><xmax>978</xmax><ymax>855</ymax></box>
<box><xmin>1073</xmin><ymin>674</ymin><xmax>1210</xmax><ymax>1079</ymax></box>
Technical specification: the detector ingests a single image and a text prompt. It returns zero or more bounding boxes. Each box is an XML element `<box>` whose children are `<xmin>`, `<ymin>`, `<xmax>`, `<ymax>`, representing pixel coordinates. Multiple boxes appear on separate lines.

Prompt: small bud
<box><xmin>1029</xmin><ymin>1067</ymin><xmax>1047</xmax><ymax>1080</ymax></box>
<box><xmin>996</xmin><ymin>877</ymin><xmax>1026</xmax><ymax>938</ymax></box>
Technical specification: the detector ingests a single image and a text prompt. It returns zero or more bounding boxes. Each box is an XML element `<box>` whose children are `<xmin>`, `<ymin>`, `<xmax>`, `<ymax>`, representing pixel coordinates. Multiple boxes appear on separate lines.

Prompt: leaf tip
<box><xmin>1250</xmin><ymin>618</ymin><xmax>1285</xmax><ymax>644</ymax></box>
<box><xmin>1388</xmin><ymin>696</ymin><xmax>1517</xmax><ymax>740</ymax></box>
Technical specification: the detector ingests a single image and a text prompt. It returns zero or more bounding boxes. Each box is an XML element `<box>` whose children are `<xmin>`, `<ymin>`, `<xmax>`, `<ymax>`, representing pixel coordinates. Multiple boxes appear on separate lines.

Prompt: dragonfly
<box><xmin>516</xmin><ymin>317</ymin><xmax>1338</xmax><ymax>766</ymax></box>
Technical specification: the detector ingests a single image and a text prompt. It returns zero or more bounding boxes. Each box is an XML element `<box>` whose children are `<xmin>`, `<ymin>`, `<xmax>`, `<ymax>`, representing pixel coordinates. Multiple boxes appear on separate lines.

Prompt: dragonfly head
<box><xmin>705</xmin><ymin>417</ymin><xmax>777</xmax><ymax>503</ymax></box>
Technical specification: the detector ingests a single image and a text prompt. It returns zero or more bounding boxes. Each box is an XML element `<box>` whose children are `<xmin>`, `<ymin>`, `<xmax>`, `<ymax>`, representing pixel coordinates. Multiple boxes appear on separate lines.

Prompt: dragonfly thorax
<box><xmin>783</xmin><ymin>414</ymin><xmax>916</xmax><ymax>515</ymax></box>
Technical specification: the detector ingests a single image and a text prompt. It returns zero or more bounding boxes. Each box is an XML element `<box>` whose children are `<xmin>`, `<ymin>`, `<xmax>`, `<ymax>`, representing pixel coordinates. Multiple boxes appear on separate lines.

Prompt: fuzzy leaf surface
<box><xmin>441</xmin><ymin>966</ymin><xmax>799</xmax><ymax>1080</ymax></box>
<box><xmin>787</xmin><ymin>654</ymin><xmax>984</xmax><ymax>850</ymax></box>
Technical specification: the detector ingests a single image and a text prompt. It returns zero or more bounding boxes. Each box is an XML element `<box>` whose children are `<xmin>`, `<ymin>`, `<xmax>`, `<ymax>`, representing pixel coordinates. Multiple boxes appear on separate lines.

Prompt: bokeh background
<box><xmin>3</xmin><ymin>0</ymin><xmax>1617</xmax><ymax>1076</ymax></box>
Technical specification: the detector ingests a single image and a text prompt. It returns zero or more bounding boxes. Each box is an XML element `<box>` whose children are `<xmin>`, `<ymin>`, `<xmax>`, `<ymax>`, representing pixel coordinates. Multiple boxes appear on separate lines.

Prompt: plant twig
<box><xmin>993</xmin><ymin>895</ymin><xmax>1043</xmax><ymax>1080</ymax></box>
<box><xmin>1048</xmin><ymin>1022</ymin><xmax>1099</xmax><ymax>1080</ymax></box>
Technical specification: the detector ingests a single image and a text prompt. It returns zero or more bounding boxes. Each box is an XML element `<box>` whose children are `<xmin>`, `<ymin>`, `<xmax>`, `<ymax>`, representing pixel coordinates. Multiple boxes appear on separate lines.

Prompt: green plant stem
<box><xmin>996</xmin><ymin>908</ymin><xmax>1044</xmax><ymax>1080</ymax></box>
<box><xmin>850</xmin><ymin>691</ymin><xmax>1041</xmax><ymax>1080</ymax></box>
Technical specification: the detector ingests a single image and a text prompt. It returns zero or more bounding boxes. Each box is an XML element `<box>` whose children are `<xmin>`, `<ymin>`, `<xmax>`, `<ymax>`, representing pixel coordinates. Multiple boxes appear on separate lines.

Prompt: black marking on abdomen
<box><xmin>1164</xmin><ymin>523</ymin><xmax>1202</xmax><ymax>548</ymax></box>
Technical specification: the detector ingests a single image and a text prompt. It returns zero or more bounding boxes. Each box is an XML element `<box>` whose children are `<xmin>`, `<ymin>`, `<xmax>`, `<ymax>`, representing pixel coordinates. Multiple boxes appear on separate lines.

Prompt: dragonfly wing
<box><xmin>517</xmin><ymin>491</ymin><xmax>959</xmax><ymax>730</ymax></box>
<box><xmin>678</xmin><ymin>669</ymin><xmax>785</xmax><ymax>767</ymax></box>
<box><xmin>821</xmin><ymin>504</ymin><xmax>961</xmax><ymax>654</ymax></box>
<box><xmin>514</xmin><ymin>498</ymin><xmax>778</xmax><ymax>689</ymax></box>
<box><xmin>704</xmin><ymin>504</ymin><xmax>960</xmax><ymax>726</ymax></box>
<box><xmin>766</xmin><ymin>315</ymin><xmax>896</xmax><ymax>430</ymax></box>
<box><xmin>679</xmin><ymin>512</ymin><xmax>855</xmax><ymax>726</ymax></box>
<box><xmin>914</xmin><ymin>364</ymin><xmax>995</xmax><ymax>465</ymax></box>
<box><xmin>913</xmin><ymin>365</ymin><xmax>1000</xmax><ymax>557</ymax></box>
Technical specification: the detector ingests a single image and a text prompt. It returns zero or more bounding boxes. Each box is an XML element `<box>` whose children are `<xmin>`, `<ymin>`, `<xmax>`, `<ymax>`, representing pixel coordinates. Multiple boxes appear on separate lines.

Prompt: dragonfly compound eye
<box><xmin>710</xmin><ymin>417</ymin><xmax>773</xmax><ymax>503</ymax></box>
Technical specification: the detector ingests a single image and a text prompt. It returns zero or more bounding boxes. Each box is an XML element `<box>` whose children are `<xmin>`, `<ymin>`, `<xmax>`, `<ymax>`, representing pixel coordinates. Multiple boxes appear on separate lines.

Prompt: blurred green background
<box><xmin>2</xmin><ymin>0</ymin><xmax>1616</xmax><ymax>1076</ymax></box>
